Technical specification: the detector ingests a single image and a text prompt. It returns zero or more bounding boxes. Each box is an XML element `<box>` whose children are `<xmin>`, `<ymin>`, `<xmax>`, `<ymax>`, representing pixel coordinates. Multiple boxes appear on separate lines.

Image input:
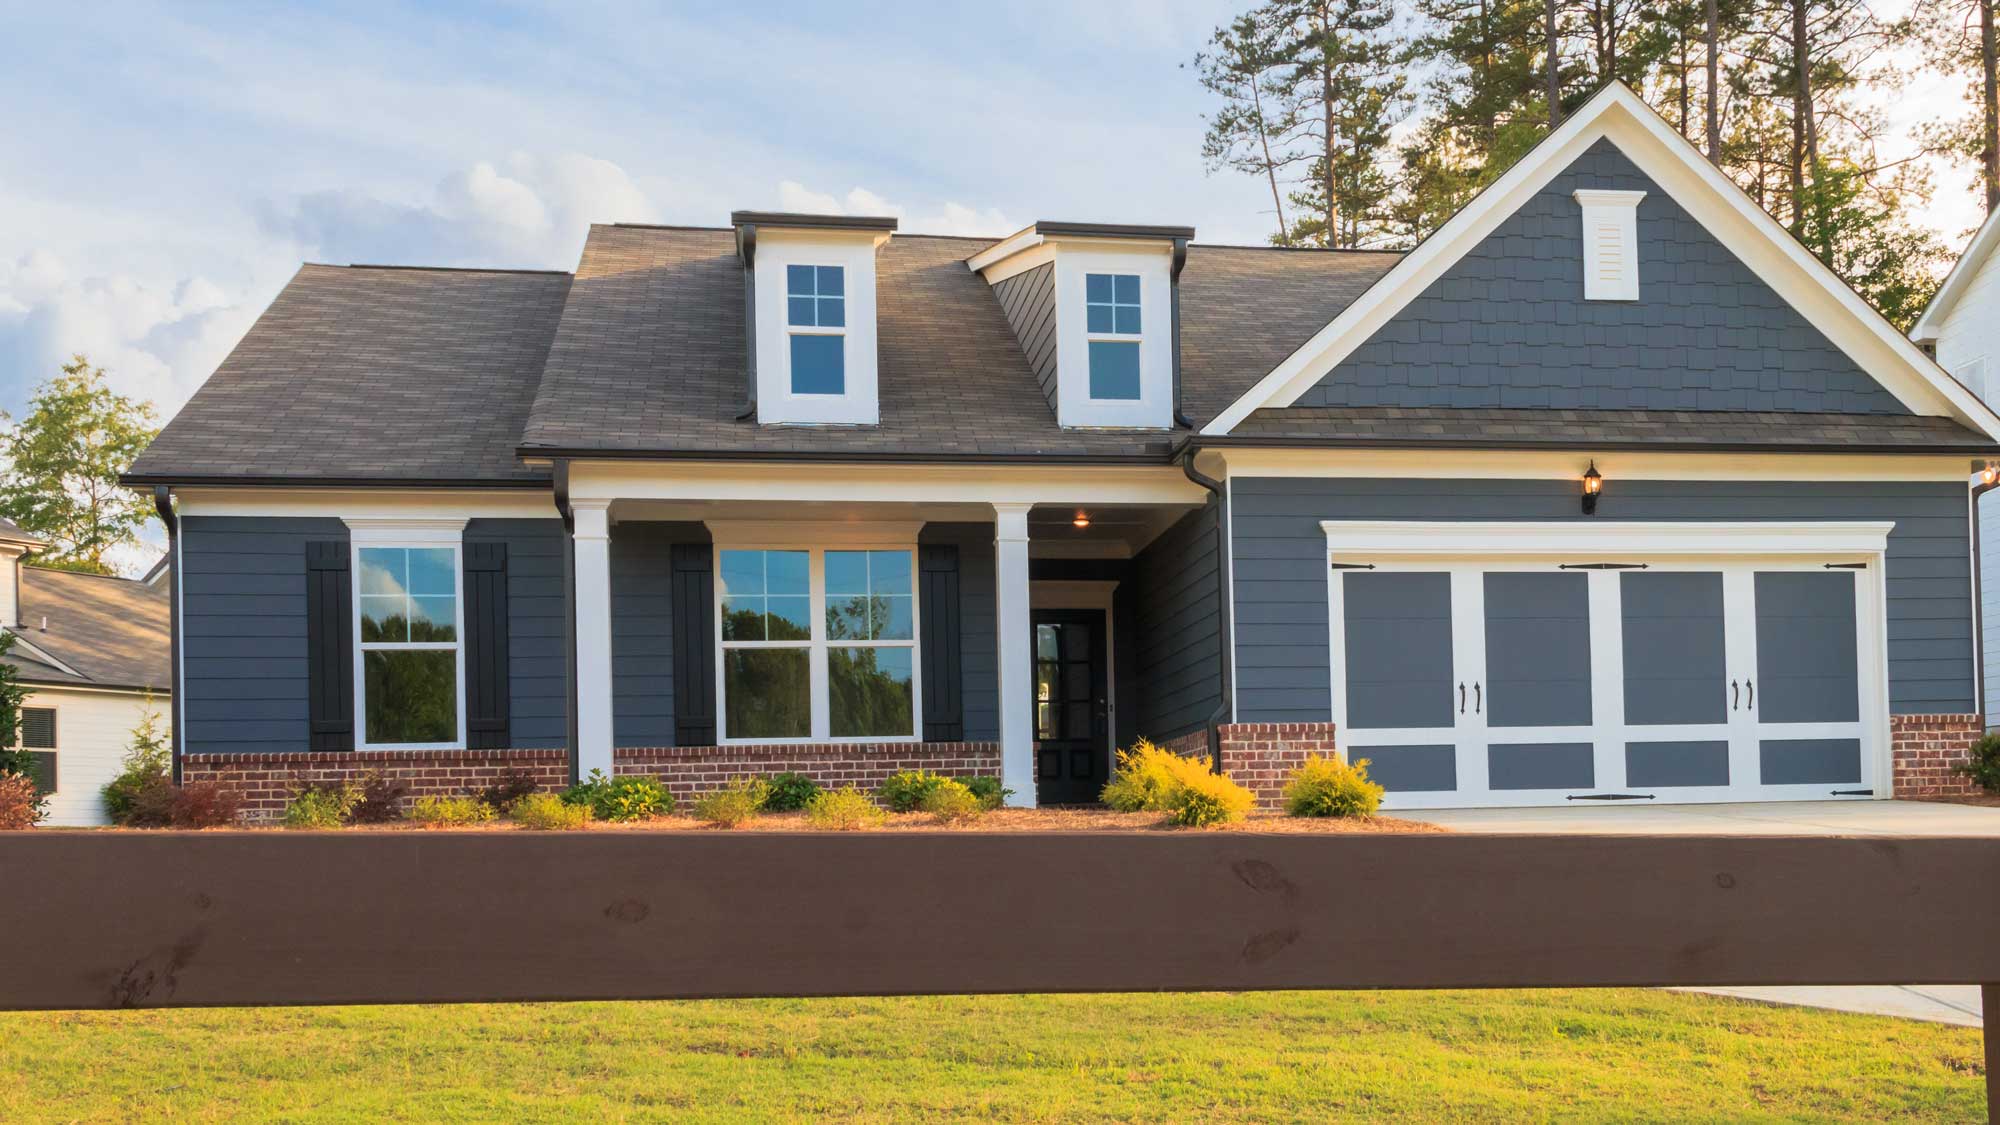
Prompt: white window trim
<box><xmin>345</xmin><ymin>519</ymin><xmax>468</xmax><ymax>752</ymax></box>
<box><xmin>1575</xmin><ymin>188</ymin><xmax>1646</xmax><ymax>301</ymax></box>
<box><xmin>786</xmin><ymin>264</ymin><xmax>848</xmax><ymax>399</ymax></box>
<box><xmin>711</xmin><ymin>533</ymin><xmax>923</xmax><ymax>746</ymax></box>
<box><xmin>1083</xmin><ymin>271</ymin><xmax>1143</xmax><ymax>403</ymax></box>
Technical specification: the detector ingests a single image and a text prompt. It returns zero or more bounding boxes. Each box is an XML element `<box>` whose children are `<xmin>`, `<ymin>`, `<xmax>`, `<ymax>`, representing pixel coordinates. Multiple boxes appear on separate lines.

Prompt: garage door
<box><xmin>1331</xmin><ymin>557</ymin><xmax>1884</xmax><ymax>809</ymax></box>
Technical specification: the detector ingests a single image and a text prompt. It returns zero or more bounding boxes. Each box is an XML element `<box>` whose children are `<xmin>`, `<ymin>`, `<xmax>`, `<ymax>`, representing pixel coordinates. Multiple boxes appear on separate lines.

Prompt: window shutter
<box><xmin>919</xmin><ymin>543</ymin><xmax>963</xmax><ymax>742</ymax></box>
<box><xmin>305</xmin><ymin>541</ymin><xmax>354</xmax><ymax>752</ymax></box>
<box><xmin>20</xmin><ymin>707</ymin><xmax>55</xmax><ymax>749</ymax></box>
<box><xmin>464</xmin><ymin>542</ymin><xmax>511</xmax><ymax>750</ymax></box>
<box><xmin>670</xmin><ymin>543</ymin><xmax>716</xmax><ymax>746</ymax></box>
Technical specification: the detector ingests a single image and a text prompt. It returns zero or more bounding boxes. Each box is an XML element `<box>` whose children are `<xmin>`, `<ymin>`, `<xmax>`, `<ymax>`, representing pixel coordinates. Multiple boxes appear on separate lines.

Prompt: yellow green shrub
<box><xmin>1282</xmin><ymin>754</ymin><xmax>1384</xmax><ymax>819</ymax></box>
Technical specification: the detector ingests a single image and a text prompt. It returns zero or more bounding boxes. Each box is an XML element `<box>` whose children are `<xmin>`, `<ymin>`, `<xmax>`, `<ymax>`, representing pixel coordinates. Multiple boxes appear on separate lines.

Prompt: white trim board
<box><xmin>1320</xmin><ymin>519</ymin><xmax>1894</xmax><ymax>558</ymax></box>
<box><xmin>1201</xmin><ymin>82</ymin><xmax>2000</xmax><ymax>441</ymax></box>
<box><xmin>1913</xmin><ymin>206</ymin><xmax>2000</xmax><ymax>345</ymax></box>
<box><xmin>1212</xmin><ymin>448</ymin><xmax>1977</xmax><ymax>482</ymax></box>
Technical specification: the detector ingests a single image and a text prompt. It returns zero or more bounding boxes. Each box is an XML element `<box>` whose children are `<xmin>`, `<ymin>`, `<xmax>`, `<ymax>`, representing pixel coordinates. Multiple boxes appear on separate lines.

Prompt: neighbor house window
<box><xmin>787</xmin><ymin>264</ymin><xmax>846</xmax><ymax>396</ymax></box>
<box><xmin>18</xmin><ymin>706</ymin><xmax>55</xmax><ymax>796</ymax></box>
<box><xmin>717</xmin><ymin>546</ymin><xmax>917</xmax><ymax>741</ymax></box>
<box><xmin>356</xmin><ymin>543</ymin><xmax>462</xmax><ymax>748</ymax></box>
<box><xmin>1084</xmin><ymin>272</ymin><xmax>1141</xmax><ymax>400</ymax></box>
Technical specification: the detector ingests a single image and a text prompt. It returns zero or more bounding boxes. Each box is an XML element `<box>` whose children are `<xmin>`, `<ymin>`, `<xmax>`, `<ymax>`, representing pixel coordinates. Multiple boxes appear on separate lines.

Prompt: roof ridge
<box><xmin>321</xmin><ymin>263</ymin><xmax>574</xmax><ymax>277</ymax></box>
<box><xmin>1190</xmin><ymin>242</ymin><xmax>1406</xmax><ymax>254</ymax></box>
<box><xmin>22</xmin><ymin>564</ymin><xmax>150</xmax><ymax>585</ymax></box>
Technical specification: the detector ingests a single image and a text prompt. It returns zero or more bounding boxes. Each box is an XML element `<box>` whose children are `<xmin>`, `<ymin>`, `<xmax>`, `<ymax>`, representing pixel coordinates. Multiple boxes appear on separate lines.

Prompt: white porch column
<box><xmin>571</xmin><ymin>501</ymin><xmax>615</xmax><ymax>777</ymax></box>
<box><xmin>993</xmin><ymin>502</ymin><xmax>1036</xmax><ymax>807</ymax></box>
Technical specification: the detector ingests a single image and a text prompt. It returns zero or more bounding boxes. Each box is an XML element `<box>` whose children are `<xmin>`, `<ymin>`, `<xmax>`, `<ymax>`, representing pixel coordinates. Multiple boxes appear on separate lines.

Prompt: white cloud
<box><xmin>774</xmin><ymin>181</ymin><xmax>1012</xmax><ymax>238</ymax></box>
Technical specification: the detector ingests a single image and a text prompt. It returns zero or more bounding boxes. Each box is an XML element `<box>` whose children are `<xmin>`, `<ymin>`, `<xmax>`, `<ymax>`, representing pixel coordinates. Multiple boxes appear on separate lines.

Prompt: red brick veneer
<box><xmin>614</xmin><ymin>742</ymin><xmax>1001</xmax><ymax>803</ymax></box>
<box><xmin>180</xmin><ymin>749</ymin><xmax>569</xmax><ymax>820</ymax></box>
<box><xmin>1218</xmin><ymin>722</ymin><xmax>1340</xmax><ymax>809</ymax></box>
<box><xmin>1890</xmin><ymin>714</ymin><xmax>1985</xmax><ymax>799</ymax></box>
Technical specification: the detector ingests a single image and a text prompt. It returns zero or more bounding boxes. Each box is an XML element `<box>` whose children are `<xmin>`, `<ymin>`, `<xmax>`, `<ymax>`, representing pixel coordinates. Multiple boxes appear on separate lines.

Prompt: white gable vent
<box><xmin>1573</xmin><ymin>189</ymin><xmax>1646</xmax><ymax>301</ymax></box>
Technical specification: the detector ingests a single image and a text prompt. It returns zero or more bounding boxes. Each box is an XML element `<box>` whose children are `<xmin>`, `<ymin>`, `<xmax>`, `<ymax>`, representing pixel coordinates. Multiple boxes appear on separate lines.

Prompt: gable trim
<box><xmin>1911</xmin><ymin>206</ymin><xmax>2000</xmax><ymax>346</ymax></box>
<box><xmin>1201</xmin><ymin>82</ymin><xmax>2000</xmax><ymax>442</ymax></box>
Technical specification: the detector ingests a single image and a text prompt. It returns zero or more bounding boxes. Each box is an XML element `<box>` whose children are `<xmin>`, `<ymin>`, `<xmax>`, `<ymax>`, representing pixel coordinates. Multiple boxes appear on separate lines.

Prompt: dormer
<box><xmin>968</xmin><ymin>221</ymin><xmax>1193</xmax><ymax>429</ymax></box>
<box><xmin>732</xmin><ymin>211</ymin><xmax>897</xmax><ymax>426</ymax></box>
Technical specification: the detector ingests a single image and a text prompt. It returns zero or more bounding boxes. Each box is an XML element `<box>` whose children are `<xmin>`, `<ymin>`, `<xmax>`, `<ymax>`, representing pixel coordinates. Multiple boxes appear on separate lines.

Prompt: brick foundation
<box><xmin>1218</xmin><ymin>723</ymin><xmax>1340</xmax><ymax>810</ymax></box>
<box><xmin>180</xmin><ymin>748</ymin><xmax>570</xmax><ymax>821</ymax></box>
<box><xmin>614</xmin><ymin>742</ymin><xmax>1001</xmax><ymax>804</ymax></box>
<box><xmin>1890</xmin><ymin>714</ymin><xmax>1985</xmax><ymax>799</ymax></box>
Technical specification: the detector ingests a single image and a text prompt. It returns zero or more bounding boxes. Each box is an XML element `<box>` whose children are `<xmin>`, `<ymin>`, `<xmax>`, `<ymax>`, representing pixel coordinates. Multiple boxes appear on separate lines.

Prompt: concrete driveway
<box><xmin>1396</xmin><ymin>799</ymin><xmax>2000</xmax><ymax>836</ymax></box>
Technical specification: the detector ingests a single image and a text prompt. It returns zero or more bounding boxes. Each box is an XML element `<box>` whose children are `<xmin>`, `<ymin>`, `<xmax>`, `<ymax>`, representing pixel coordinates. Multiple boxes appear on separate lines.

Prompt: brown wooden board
<box><xmin>4</xmin><ymin>832</ymin><xmax>1999</xmax><ymax>1011</ymax></box>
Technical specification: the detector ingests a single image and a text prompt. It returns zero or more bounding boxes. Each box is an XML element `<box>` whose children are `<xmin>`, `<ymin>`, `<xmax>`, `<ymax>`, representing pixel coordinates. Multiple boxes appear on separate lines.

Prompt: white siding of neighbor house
<box><xmin>1933</xmin><ymin>240</ymin><xmax>2000</xmax><ymax>730</ymax></box>
<box><xmin>28</xmin><ymin>687</ymin><xmax>165</xmax><ymax>827</ymax></box>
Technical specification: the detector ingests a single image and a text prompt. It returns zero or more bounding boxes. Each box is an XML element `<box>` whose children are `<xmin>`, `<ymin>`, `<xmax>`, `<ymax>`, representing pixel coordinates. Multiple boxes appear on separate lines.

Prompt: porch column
<box><xmin>994</xmin><ymin>502</ymin><xmax>1036</xmax><ymax>807</ymax></box>
<box><xmin>571</xmin><ymin>500</ymin><xmax>615</xmax><ymax>777</ymax></box>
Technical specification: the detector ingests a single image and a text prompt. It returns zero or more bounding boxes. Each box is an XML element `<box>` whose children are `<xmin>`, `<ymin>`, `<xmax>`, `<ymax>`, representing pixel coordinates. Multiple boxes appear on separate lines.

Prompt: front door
<box><xmin>1032</xmin><ymin>609</ymin><xmax>1109</xmax><ymax>805</ymax></box>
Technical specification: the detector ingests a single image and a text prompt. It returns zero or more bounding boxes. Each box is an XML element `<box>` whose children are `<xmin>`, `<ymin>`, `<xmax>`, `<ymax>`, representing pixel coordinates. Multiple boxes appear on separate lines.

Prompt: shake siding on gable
<box><xmin>1228</xmin><ymin>479</ymin><xmax>1975</xmax><ymax>724</ymax></box>
<box><xmin>991</xmin><ymin>262</ymin><xmax>1059</xmax><ymax>412</ymax></box>
<box><xmin>1293</xmin><ymin>139</ymin><xmax>1906</xmax><ymax>415</ymax></box>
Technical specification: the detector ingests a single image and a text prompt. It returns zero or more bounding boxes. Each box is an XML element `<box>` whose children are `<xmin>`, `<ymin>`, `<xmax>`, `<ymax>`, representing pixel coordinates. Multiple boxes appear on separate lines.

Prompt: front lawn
<box><xmin>0</xmin><ymin>989</ymin><xmax>1982</xmax><ymax>1122</ymax></box>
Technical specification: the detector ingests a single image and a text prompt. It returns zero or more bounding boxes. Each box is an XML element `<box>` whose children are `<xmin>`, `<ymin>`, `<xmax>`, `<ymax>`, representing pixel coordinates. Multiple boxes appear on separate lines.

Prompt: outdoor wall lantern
<box><xmin>1984</xmin><ymin>461</ymin><xmax>1998</xmax><ymax>487</ymax></box>
<box><xmin>1072</xmin><ymin>511</ymin><xmax>1091</xmax><ymax>529</ymax></box>
<box><xmin>1581</xmin><ymin>462</ymin><xmax>1603</xmax><ymax>514</ymax></box>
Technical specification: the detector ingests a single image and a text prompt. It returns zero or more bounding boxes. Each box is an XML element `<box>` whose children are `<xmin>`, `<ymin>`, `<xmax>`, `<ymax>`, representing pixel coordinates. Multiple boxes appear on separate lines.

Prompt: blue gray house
<box><xmin>128</xmin><ymin>84</ymin><xmax>2000</xmax><ymax>814</ymax></box>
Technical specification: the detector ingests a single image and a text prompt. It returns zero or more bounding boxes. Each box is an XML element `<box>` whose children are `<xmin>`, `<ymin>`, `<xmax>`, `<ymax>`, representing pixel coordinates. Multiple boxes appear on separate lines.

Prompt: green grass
<box><xmin>0</xmin><ymin>990</ymin><xmax>1983</xmax><ymax>1122</ymax></box>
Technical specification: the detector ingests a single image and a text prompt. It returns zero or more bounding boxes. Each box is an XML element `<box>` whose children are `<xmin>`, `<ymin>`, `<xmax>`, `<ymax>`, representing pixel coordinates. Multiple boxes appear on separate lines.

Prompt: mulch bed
<box><xmin>69</xmin><ymin>809</ymin><xmax>1448</xmax><ymax>834</ymax></box>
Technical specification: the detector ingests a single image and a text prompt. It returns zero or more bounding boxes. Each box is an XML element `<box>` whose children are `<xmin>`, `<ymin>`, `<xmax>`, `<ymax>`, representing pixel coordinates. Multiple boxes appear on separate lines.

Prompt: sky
<box><xmin>0</xmin><ymin>0</ymin><xmax>1985</xmax><ymax>438</ymax></box>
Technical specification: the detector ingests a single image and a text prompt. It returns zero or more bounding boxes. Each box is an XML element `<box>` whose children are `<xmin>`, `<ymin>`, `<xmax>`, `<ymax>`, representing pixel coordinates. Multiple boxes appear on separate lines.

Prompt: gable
<box><xmin>1296</xmin><ymin>140</ymin><xmax>1905</xmax><ymax>415</ymax></box>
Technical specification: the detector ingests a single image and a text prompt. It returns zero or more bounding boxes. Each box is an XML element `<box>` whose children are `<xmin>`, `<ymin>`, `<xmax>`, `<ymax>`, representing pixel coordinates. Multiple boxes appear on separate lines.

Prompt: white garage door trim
<box><xmin>1322</xmin><ymin>520</ymin><xmax>1893</xmax><ymax>810</ymax></box>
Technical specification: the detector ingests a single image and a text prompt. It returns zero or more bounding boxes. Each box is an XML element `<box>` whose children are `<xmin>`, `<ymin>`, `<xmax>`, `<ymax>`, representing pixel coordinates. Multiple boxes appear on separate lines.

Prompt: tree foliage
<box><xmin>0</xmin><ymin>356</ymin><xmax>159</xmax><ymax>574</ymax></box>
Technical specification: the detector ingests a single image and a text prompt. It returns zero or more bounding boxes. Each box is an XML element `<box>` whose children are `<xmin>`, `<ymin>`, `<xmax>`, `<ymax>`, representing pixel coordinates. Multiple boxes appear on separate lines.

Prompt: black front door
<box><xmin>1032</xmin><ymin>609</ymin><xmax>1109</xmax><ymax>805</ymax></box>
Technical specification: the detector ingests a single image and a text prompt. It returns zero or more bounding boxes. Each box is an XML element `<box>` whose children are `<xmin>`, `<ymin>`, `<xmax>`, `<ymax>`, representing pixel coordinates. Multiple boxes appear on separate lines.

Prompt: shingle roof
<box><xmin>1220</xmin><ymin>406</ymin><xmax>1999</xmax><ymax>452</ymax></box>
<box><xmin>0</xmin><ymin>518</ymin><xmax>45</xmax><ymax>550</ymax></box>
<box><xmin>128</xmin><ymin>264</ymin><xmax>572</xmax><ymax>485</ymax></box>
<box><xmin>8</xmin><ymin>567</ymin><xmax>170</xmax><ymax>692</ymax></box>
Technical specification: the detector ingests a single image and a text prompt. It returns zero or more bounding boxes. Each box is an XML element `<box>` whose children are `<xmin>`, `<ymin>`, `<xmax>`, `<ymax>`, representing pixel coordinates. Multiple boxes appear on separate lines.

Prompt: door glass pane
<box><xmin>1621</xmin><ymin>572</ymin><xmax>1727</xmax><ymax>725</ymax></box>
<box><xmin>1483</xmin><ymin>572</ymin><xmax>1590</xmax><ymax>728</ymax></box>
<box><xmin>1754</xmin><ymin>572</ymin><xmax>1860</xmax><ymax>723</ymax></box>
<box><xmin>364</xmin><ymin>650</ymin><xmax>457</xmax><ymax>744</ymax></box>
<box><xmin>724</xmin><ymin>649</ymin><xmax>810</xmax><ymax>738</ymax></box>
<box><xmin>829</xmin><ymin>647</ymin><xmax>914</xmax><ymax>737</ymax></box>
<box><xmin>1343</xmin><ymin>572</ymin><xmax>1453</xmax><ymax>729</ymax></box>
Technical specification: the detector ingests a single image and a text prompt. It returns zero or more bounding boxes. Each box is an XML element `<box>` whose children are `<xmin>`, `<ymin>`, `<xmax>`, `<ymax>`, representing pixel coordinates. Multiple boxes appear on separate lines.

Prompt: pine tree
<box><xmin>1195</xmin><ymin>11</ymin><xmax>1306</xmax><ymax>243</ymax></box>
<box><xmin>1270</xmin><ymin>0</ymin><xmax>1410</xmax><ymax>246</ymax></box>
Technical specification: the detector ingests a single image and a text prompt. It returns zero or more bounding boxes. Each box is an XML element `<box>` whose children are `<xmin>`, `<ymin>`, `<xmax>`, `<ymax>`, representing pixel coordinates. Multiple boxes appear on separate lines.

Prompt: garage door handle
<box><xmin>1731</xmin><ymin>680</ymin><xmax>1739</xmax><ymax>710</ymax></box>
<box><xmin>1473</xmin><ymin>682</ymin><xmax>1481</xmax><ymax>714</ymax></box>
<box><xmin>1746</xmin><ymin>679</ymin><xmax>1753</xmax><ymax>709</ymax></box>
<box><xmin>1459</xmin><ymin>683</ymin><xmax>1466</xmax><ymax>713</ymax></box>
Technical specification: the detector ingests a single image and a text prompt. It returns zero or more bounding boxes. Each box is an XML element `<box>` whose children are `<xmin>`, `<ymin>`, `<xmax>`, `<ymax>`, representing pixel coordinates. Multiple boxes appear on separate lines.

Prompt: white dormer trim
<box><xmin>1574</xmin><ymin>189</ymin><xmax>1645</xmax><ymax>301</ymax></box>
<box><xmin>1055</xmin><ymin>245</ymin><xmax>1174</xmax><ymax>429</ymax></box>
<box><xmin>754</xmin><ymin>228</ymin><xmax>889</xmax><ymax>426</ymax></box>
<box><xmin>1201</xmin><ymin>81</ymin><xmax>2000</xmax><ymax>441</ymax></box>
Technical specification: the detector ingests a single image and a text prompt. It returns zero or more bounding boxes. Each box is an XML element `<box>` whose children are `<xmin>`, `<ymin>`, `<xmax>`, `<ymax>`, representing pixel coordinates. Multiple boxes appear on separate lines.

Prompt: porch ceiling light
<box><xmin>1984</xmin><ymin>461</ymin><xmax>1998</xmax><ymax>487</ymax></box>
<box><xmin>1072</xmin><ymin>511</ymin><xmax>1091</xmax><ymax>529</ymax></box>
<box><xmin>1581</xmin><ymin>462</ymin><xmax>1603</xmax><ymax>515</ymax></box>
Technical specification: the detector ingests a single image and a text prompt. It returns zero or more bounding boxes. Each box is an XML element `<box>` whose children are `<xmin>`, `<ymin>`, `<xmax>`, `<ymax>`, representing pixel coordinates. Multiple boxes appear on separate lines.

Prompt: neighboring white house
<box><xmin>1912</xmin><ymin>211</ymin><xmax>2000</xmax><ymax>729</ymax></box>
<box><xmin>0</xmin><ymin>520</ymin><xmax>172</xmax><ymax>826</ymax></box>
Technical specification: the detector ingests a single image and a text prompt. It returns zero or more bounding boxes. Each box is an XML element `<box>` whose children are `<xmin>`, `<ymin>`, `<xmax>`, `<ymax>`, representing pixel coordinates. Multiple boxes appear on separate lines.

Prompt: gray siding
<box><xmin>1981</xmin><ymin>488</ymin><xmax>2000</xmax><ymax>726</ymax></box>
<box><xmin>1125</xmin><ymin>503</ymin><xmax>1223</xmax><ymax>739</ymax></box>
<box><xmin>609</xmin><ymin>521</ymin><xmax>705</xmax><ymax>748</ymax></box>
<box><xmin>919</xmin><ymin>522</ymin><xmax>1000</xmax><ymax>742</ymax></box>
<box><xmin>1296</xmin><ymin>139</ymin><xmax>1904</xmax><ymax>414</ymax></box>
<box><xmin>992</xmin><ymin>262</ymin><xmax>1058</xmax><ymax>412</ymax></box>
<box><xmin>1231</xmin><ymin>478</ymin><xmax>1974</xmax><ymax>721</ymax></box>
<box><xmin>179</xmin><ymin>515</ymin><xmax>347</xmax><ymax>754</ymax></box>
<box><xmin>465</xmin><ymin>519</ymin><xmax>567</xmax><ymax>748</ymax></box>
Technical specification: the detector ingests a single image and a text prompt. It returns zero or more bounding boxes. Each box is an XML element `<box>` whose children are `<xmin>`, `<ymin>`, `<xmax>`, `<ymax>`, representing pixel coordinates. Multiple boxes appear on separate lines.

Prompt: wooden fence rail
<box><xmin>5</xmin><ymin>832</ymin><xmax>1998</xmax><ymax>1115</ymax></box>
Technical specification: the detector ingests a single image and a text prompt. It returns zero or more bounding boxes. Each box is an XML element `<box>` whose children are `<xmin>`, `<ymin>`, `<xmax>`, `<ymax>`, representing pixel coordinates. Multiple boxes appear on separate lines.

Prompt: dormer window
<box><xmin>786</xmin><ymin>264</ymin><xmax>847</xmax><ymax>395</ymax></box>
<box><xmin>1085</xmin><ymin>273</ymin><xmax>1142</xmax><ymax>400</ymax></box>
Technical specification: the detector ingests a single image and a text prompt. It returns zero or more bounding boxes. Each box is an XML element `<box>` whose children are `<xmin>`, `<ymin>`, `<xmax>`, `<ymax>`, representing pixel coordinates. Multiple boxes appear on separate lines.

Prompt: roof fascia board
<box><xmin>973</xmin><ymin>241</ymin><xmax>1056</xmax><ymax>286</ymax></box>
<box><xmin>1204</xmin><ymin>446</ymin><xmax>1977</xmax><ymax>482</ymax></box>
<box><xmin>1</xmin><ymin>628</ymin><xmax>86</xmax><ymax>680</ymax></box>
<box><xmin>1200</xmin><ymin>82</ymin><xmax>2000</xmax><ymax>441</ymax></box>
<box><xmin>1911</xmin><ymin>206</ymin><xmax>2000</xmax><ymax>344</ymax></box>
<box><xmin>967</xmin><ymin>229</ymin><xmax>1046</xmax><ymax>274</ymax></box>
<box><xmin>565</xmin><ymin>459</ymin><xmax>1209</xmax><ymax>508</ymax></box>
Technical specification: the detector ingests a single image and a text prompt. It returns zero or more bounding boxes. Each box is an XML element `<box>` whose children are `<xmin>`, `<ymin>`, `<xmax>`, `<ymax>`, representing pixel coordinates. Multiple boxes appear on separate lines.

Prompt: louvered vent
<box><xmin>1573</xmin><ymin>189</ymin><xmax>1646</xmax><ymax>301</ymax></box>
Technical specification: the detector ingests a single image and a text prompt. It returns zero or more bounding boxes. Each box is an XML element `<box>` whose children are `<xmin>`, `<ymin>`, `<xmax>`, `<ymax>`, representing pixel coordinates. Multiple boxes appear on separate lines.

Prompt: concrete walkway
<box><xmin>1397</xmin><ymin>799</ymin><xmax>2000</xmax><ymax>836</ymax></box>
<box><xmin>1672</xmin><ymin>985</ymin><xmax>1984</xmax><ymax>1027</ymax></box>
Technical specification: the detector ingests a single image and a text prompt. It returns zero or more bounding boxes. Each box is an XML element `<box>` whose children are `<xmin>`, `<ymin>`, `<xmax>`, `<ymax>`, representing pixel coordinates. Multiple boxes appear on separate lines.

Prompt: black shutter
<box><xmin>919</xmin><ymin>543</ymin><xmax>963</xmax><ymax>742</ymax></box>
<box><xmin>670</xmin><ymin>543</ymin><xmax>716</xmax><ymax>746</ymax></box>
<box><xmin>305</xmin><ymin>542</ymin><xmax>354</xmax><ymax>752</ymax></box>
<box><xmin>464</xmin><ymin>542</ymin><xmax>511</xmax><ymax>750</ymax></box>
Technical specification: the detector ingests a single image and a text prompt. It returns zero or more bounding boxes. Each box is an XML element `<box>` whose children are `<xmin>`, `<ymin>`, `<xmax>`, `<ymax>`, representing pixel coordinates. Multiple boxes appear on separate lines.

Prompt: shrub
<box><xmin>693</xmin><ymin>779</ymin><xmax>769</xmax><ymax>828</ymax></box>
<box><xmin>804</xmin><ymin>786</ymin><xmax>885</xmax><ymax>830</ymax></box>
<box><xmin>1166</xmin><ymin>770</ymin><xmax>1255</xmax><ymax>828</ymax></box>
<box><xmin>166</xmin><ymin>782</ymin><xmax>244</xmax><ymax>829</ymax></box>
<box><xmin>0</xmin><ymin>773</ymin><xmax>43</xmax><ymax>829</ymax></box>
<box><xmin>122</xmin><ymin>774</ymin><xmax>180</xmax><ymax>828</ymax></box>
<box><xmin>283</xmin><ymin>780</ymin><xmax>360</xmax><ymax>829</ymax></box>
<box><xmin>1955</xmin><ymin>732</ymin><xmax>2000</xmax><ymax>793</ymax></box>
<box><xmin>763</xmin><ymin>771</ymin><xmax>822</xmax><ymax>812</ymax></box>
<box><xmin>103</xmin><ymin>701</ymin><xmax>172</xmax><ymax>825</ymax></box>
<box><xmin>879</xmin><ymin>769</ymin><xmax>950</xmax><ymax>813</ymax></box>
<box><xmin>470</xmin><ymin>767</ymin><xmax>542</xmax><ymax>811</ymax></box>
<box><xmin>1101</xmin><ymin>739</ymin><xmax>1208</xmax><ymax>812</ymax></box>
<box><xmin>409</xmin><ymin>795</ymin><xmax>496</xmax><ymax>827</ymax></box>
<box><xmin>919</xmin><ymin>778</ymin><xmax>984</xmax><ymax>824</ymax></box>
<box><xmin>561</xmin><ymin>769</ymin><xmax>674</xmax><ymax>822</ymax></box>
<box><xmin>510</xmin><ymin>793</ymin><xmax>591</xmax><ymax>830</ymax></box>
<box><xmin>961</xmin><ymin>775</ymin><xmax>1012</xmax><ymax>811</ymax></box>
<box><xmin>1283</xmin><ymin>754</ymin><xmax>1384</xmax><ymax>819</ymax></box>
<box><xmin>350</xmin><ymin>771</ymin><xmax>409</xmax><ymax>824</ymax></box>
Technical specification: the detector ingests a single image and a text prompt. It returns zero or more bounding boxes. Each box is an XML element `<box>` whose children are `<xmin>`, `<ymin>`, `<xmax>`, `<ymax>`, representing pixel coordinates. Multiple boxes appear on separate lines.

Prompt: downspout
<box><xmin>1180</xmin><ymin>449</ymin><xmax>1233</xmax><ymax>773</ymax></box>
<box><xmin>735</xmin><ymin>223</ymin><xmax>759</xmax><ymax>421</ymax></box>
<box><xmin>1974</xmin><ymin>461</ymin><xmax>1999</xmax><ymax>727</ymax></box>
<box><xmin>1170</xmin><ymin>237</ymin><xmax>1192</xmax><ymax>430</ymax></box>
<box><xmin>554</xmin><ymin>459</ymin><xmax>581</xmax><ymax>784</ymax></box>
<box><xmin>152</xmin><ymin>486</ymin><xmax>184</xmax><ymax>784</ymax></box>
